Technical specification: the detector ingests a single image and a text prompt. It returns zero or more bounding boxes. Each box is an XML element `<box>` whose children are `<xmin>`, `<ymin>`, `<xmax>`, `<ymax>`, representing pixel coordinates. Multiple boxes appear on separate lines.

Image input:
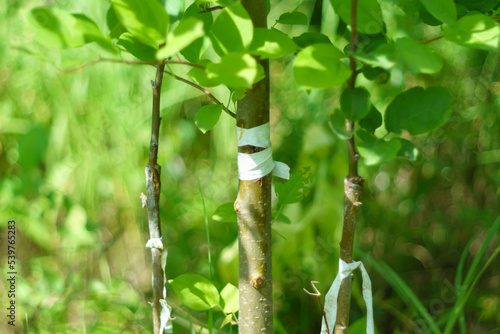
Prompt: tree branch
<box><xmin>64</xmin><ymin>57</ymin><xmax>205</xmax><ymax>73</ymax></box>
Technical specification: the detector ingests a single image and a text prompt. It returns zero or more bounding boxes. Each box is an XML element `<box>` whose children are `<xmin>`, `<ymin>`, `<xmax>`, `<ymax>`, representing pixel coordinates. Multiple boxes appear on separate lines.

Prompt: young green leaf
<box><xmin>73</xmin><ymin>14</ymin><xmax>117</xmax><ymax>53</ymax></box>
<box><xmin>277</xmin><ymin>11</ymin><xmax>309</xmax><ymax>25</ymax></box>
<box><xmin>195</xmin><ymin>105</ymin><xmax>223</xmax><ymax>134</ymax></box>
<box><xmin>156</xmin><ymin>17</ymin><xmax>205</xmax><ymax>60</ymax></box>
<box><xmin>359</xmin><ymin>105</ymin><xmax>382</xmax><ymax>134</ymax></box>
<box><xmin>188</xmin><ymin>60</ymin><xmax>220</xmax><ymax>88</ymax></box>
<box><xmin>249</xmin><ymin>28</ymin><xmax>298</xmax><ymax>59</ymax></box>
<box><xmin>272</xmin><ymin>211</ymin><xmax>292</xmax><ymax>224</ymax></box>
<box><xmin>356</xmin><ymin>130</ymin><xmax>402</xmax><ymax>165</ymax></box>
<box><xmin>220</xmin><ymin>314</ymin><xmax>233</xmax><ymax>329</ymax></box>
<box><xmin>396</xmin><ymin>37</ymin><xmax>443</xmax><ymax>74</ymax></box>
<box><xmin>169</xmin><ymin>274</ymin><xmax>219</xmax><ymax>311</ymax></box>
<box><xmin>29</xmin><ymin>7</ymin><xmax>87</xmax><ymax>49</ymax></box>
<box><xmin>294</xmin><ymin>44</ymin><xmax>351</xmax><ymax>89</ymax></box>
<box><xmin>231</xmin><ymin>88</ymin><xmax>247</xmax><ymax>102</ymax></box>
<box><xmin>219</xmin><ymin>283</ymin><xmax>239</xmax><ymax>313</ymax></box>
<box><xmin>418</xmin><ymin>0</ymin><xmax>457</xmax><ymax>25</ymax></box>
<box><xmin>292</xmin><ymin>32</ymin><xmax>331</xmax><ymax>48</ymax></box>
<box><xmin>210</xmin><ymin>3</ymin><xmax>253</xmax><ymax>56</ymax></box>
<box><xmin>443</xmin><ymin>14</ymin><xmax>500</xmax><ymax>51</ymax></box>
<box><xmin>330</xmin><ymin>0</ymin><xmax>383</xmax><ymax>34</ymax></box>
<box><xmin>385</xmin><ymin>86</ymin><xmax>453</xmax><ymax>135</ymax></box>
<box><xmin>354</xmin><ymin>43</ymin><xmax>397</xmax><ymax>70</ymax></box>
<box><xmin>180</xmin><ymin>2</ymin><xmax>214</xmax><ymax>62</ymax></box>
<box><xmin>212</xmin><ymin>202</ymin><xmax>237</xmax><ymax>223</ymax></box>
<box><xmin>340</xmin><ymin>87</ymin><xmax>371</xmax><ymax>121</ymax></box>
<box><xmin>206</xmin><ymin>52</ymin><xmax>257</xmax><ymax>89</ymax></box>
<box><xmin>117</xmin><ymin>33</ymin><xmax>158</xmax><ymax>61</ymax></box>
<box><xmin>111</xmin><ymin>0</ymin><xmax>169</xmax><ymax>46</ymax></box>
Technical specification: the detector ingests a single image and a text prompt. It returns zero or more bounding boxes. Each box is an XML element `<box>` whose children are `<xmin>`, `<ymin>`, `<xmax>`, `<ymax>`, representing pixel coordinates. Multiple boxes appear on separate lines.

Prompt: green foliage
<box><xmin>443</xmin><ymin>13</ymin><xmax>500</xmax><ymax>51</ymax></box>
<box><xmin>219</xmin><ymin>283</ymin><xmax>239</xmax><ymax>313</ymax></box>
<box><xmin>210</xmin><ymin>3</ymin><xmax>253</xmax><ymax>56</ymax></box>
<box><xmin>340</xmin><ymin>87</ymin><xmax>371</xmax><ymax>121</ymax></box>
<box><xmin>156</xmin><ymin>17</ymin><xmax>204</xmax><ymax>60</ymax></box>
<box><xmin>195</xmin><ymin>104</ymin><xmax>223</xmax><ymax>133</ymax></box>
<box><xmin>292</xmin><ymin>32</ymin><xmax>332</xmax><ymax>48</ymax></box>
<box><xmin>356</xmin><ymin>130</ymin><xmax>402</xmax><ymax>165</ymax></box>
<box><xmin>249</xmin><ymin>28</ymin><xmax>298</xmax><ymax>59</ymax></box>
<box><xmin>111</xmin><ymin>0</ymin><xmax>169</xmax><ymax>46</ymax></box>
<box><xmin>385</xmin><ymin>86</ymin><xmax>453</xmax><ymax>135</ymax></box>
<box><xmin>275</xmin><ymin>169</ymin><xmax>311</xmax><ymax>205</ymax></box>
<box><xmin>359</xmin><ymin>106</ymin><xmax>382</xmax><ymax>134</ymax></box>
<box><xmin>330</xmin><ymin>0</ymin><xmax>383</xmax><ymax>34</ymax></box>
<box><xmin>277</xmin><ymin>11</ymin><xmax>309</xmax><ymax>25</ymax></box>
<box><xmin>117</xmin><ymin>33</ymin><xmax>157</xmax><ymax>61</ymax></box>
<box><xmin>169</xmin><ymin>274</ymin><xmax>220</xmax><ymax>311</ymax></box>
<box><xmin>396</xmin><ymin>37</ymin><xmax>443</xmax><ymax>74</ymax></box>
<box><xmin>206</xmin><ymin>52</ymin><xmax>257</xmax><ymax>88</ymax></box>
<box><xmin>294</xmin><ymin>44</ymin><xmax>351</xmax><ymax>89</ymax></box>
<box><xmin>212</xmin><ymin>202</ymin><xmax>237</xmax><ymax>223</ymax></box>
<box><xmin>418</xmin><ymin>0</ymin><xmax>457</xmax><ymax>25</ymax></box>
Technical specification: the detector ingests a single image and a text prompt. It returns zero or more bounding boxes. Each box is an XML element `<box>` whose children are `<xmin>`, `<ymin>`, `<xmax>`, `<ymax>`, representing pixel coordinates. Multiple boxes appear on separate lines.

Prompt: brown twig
<box><xmin>163</xmin><ymin>70</ymin><xmax>236</xmax><ymax>119</ymax></box>
<box><xmin>64</xmin><ymin>57</ymin><xmax>205</xmax><ymax>73</ymax></box>
<box><xmin>422</xmin><ymin>35</ymin><xmax>444</xmax><ymax>44</ymax></box>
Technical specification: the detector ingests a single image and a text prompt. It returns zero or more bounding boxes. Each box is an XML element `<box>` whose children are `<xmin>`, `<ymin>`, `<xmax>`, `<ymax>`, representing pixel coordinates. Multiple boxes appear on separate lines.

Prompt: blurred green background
<box><xmin>1</xmin><ymin>0</ymin><xmax>499</xmax><ymax>333</ymax></box>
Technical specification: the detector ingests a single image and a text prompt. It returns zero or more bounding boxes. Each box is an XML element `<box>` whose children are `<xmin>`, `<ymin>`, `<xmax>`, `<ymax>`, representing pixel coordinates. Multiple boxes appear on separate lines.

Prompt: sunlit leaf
<box><xmin>396</xmin><ymin>37</ymin><xmax>443</xmax><ymax>74</ymax></box>
<box><xmin>294</xmin><ymin>44</ymin><xmax>351</xmax><ymax>89</ymax></box>
<box><xmin>212</xmin><ymin>202</ymin><xmax>237</xmax><ymax>222</ymax></box>
<box><xmin>117</xmin><ymin>33</ymin><xmax>157</xmax><ymax>61</ymax></box>
<box><xmin>206</xmin><ymin>52</ymin><xmax>257</xmax><ymax>88</ymax></box>
<box><xmin>219</xmin><ymin>283</ymin><xmax>239</xmax><ymax>313</ymax></box>
<box><xmin>210</xmin><ymin>3</ymin><xmax>253</xmax><ymax>56</ymax></box>
<box><xmin>195</xmin><ymin>104</ymin><xmax>223</xmax><ymax>133</ymax></box>
<box><xmin>418</xmin><ymin>0</ymin><xmax>456</xmax><ymax>25</ymax></box>
<box><xmin>444</xmin><ymin>14</ymin><xmax>500</xmax><ymax>51</ymax></box>
<box><xmin>277</xmin><ymin>11</ymin><xmax>308</xmax><ymax>25</ymax></box>
<box><xmin>111</xmin><ymin>0</ymin><xmax>169</xmax><ymax>46</ymax></box>
<box><xmin>292</xmin><ymin>32</ymin><xmax>331</xmax><ymax>48</ymax></box>
<box><xmin>157</xmin><ymin>17</ymin><xmax>205</xmax><ymax>60</ymax></box>
<box><xmin>249</xmin><ymin>28</ymin><xmax>298</xmax><ymax>59</ymax></box>
<box><xmin>169</xmin><ymin>274</ymin><xmax>219</xmax><ymax>311</ymax></box>
<box><xmin>275</xmin><ymin>169</ymin><xmax>311</xmax><ymax>205</ymax></box>
<box><xmin>330</xmin><ymin>0</ymin><xmax>383</xmax><ymax>34</ymax></box>
<box><xmin>188</xmin><ymin>60</ymin><xmax>220</xmax><ymax>87</ymax></box>
<box><xmin>357</xmin><ymin>130</ymin><xmax>401</xmax><ymax>165</ymax></box>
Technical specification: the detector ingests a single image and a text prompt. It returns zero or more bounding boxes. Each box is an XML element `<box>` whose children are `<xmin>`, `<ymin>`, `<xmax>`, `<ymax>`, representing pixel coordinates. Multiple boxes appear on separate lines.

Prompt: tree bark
<box><xmin>145</xmin><ymin>62</ymin><xmax>166</xmax><ymax>334</ymax></box>
<box><xmin>334</xmin><ymin>0</ymin><xmax>364</xmax><ymax>333</ymax></box>
<box><xmin>235</xmin><ymin>1</ymin><xmax>273</xmax><ymax>333</ymax></box>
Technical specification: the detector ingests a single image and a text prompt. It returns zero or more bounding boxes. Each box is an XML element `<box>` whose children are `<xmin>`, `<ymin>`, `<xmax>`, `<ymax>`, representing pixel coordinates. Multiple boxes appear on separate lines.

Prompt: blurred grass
<box><xmin>0</xmin><ymin>0</ymin><xmax>499</xmax><ymax>333</ymax></box>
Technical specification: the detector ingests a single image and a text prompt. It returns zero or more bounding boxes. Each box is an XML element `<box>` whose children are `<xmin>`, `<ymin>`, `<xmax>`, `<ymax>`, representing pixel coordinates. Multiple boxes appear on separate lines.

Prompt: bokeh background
<box><xmin>1</xmin><ymin>0</ymin><xmax>499</xmax><ymax>333</ymax></box>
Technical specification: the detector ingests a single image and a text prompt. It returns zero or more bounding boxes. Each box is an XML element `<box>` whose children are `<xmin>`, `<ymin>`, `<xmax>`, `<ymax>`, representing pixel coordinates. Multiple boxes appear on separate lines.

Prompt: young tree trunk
<box><xmin>235</xmin><ymin>1</ymin><xmax>273</xmax><ymax>333</ymax></box>
<box><xmin>334</xmin><ymin>0</ymin><xmax>363</xmax><ymax>333</ymax></box>
<box><xmin>145</xmin><ymin>62</ymin><xmax>166</xmax><ymax>334</ymax></box>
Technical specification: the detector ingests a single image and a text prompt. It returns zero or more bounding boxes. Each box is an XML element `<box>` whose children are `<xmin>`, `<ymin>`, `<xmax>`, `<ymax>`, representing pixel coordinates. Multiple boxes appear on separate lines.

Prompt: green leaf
<box><xmin>188</xmin><ymin>60</ymin><xmax>220</xmax><ymax>87</ymax></box>
<box><xmin>273</xmin><ymin>211</ymin><xmax>291</xmax><ymax>224</ymax></box>
<box><xmin>292</xmin><ymin>32</ymin><xmax>331</xmax><ymax>48</ymax></box>
<box><xmin>249</xmin><ymin>28</ymin><xmax>298</xmax><ymax>59</ymax></box>
<box><xmin>117</xmin><ymin>33</ymin><xmax>157</xmax><ymax>61</ymax></box>
<box><xmin>195</xmin><ymin>104</ymin><xmax>223</xmax><ymax>133</ymax></box>
<box><xmin>158</xmin><ymin>0</ymin><xmax>184</xmax><ymax>23</ymax></box>
<box><xmin>294</xmin><ymin>44</ymin><xmax>351</xmax><ymax>89</ymax></box>
<box><xmin>354</xmin><ymin>43</ymin><xmax>397</xmax><ymax>70</ymax></box>
<box><xmin>73</xmin><ymin>14</ymin><xmax>117</xmax><ymax>53</ymax></box>
<box><xmin>111</xmin><ymin>0</ymin><xmax>169</xmax><ymax>46</ymax></box>
<box><xmin>274</xmin><ymin>169</ymin><xmax>311</xmax><ymax>205</ymax></box>
<box><xmin>212</xmin><ymin>202</ymin><xmax>237</xmax><ymax>222</ymax></box>
<box><xmin>397</xmin><ymin>139</ymin><xmax>419</xmax><ymax>161</ymax></box>
<box><xmin>210</xmin><ymin>3</ymin><xmax>253</xmax><ymax>56</ymax></box>
<box><xmin>156</xmin><ymin>17</ymin><xmax>205</xmax><ymax>60</ymax></box>
<box><xmin>396</xmin><ymin>37</ymin><xmax>443</xmax><ymax>74</ymax></box>
<box><xmin>356</xmin><ymin>130</ymin><xmax>402</xmax><ymax>165</ymax></box>
<box><xmin>418</xmin><ymin>0</ymin><xmax>456</xmax><ymax>25</ymax></box>
<box><xmin>277</xmin><ymin>11</ymin><xmax>309</xmax><ymax>25</ymax></box>
<box><xmin>220</xmin><ymin>314</ymin><xmax>233</xmax><ymax>329</ymax></box>
<box><xmin>328</xmin><ymin>109</ymin><xmax>350</xmax><ymax>140</ymax></box>
<box><xmin>169</xmin><ymin>274</ymin><xmax>219</xmax><ymax>311</ymax></box>
<box><xmin>340</xmin><ymin>87</ymin><xmax>371</xmax><ymax>121</ymax></box>
<box><xmin>330</xmin><ymin>0</ymin><xmax>383</xmax><ymax>34</ymax></box>
<box><xmin>231</xmin><ymin>88</ymin><xmax>247</xmax><ymax>102</ymax></box>
<box><xmin>359</xmin><ymin>105</ymin><xmax>382</xmax><ymax>134</ymax></box>
<box><xmin>181</xmin><ymin>3</ymin><xmax>214</xmax><ymax>62</ymax></box>
<box><xmin>385</xmin><ymin>86</ymin><xmax>453</xmax><ymax>135</ymax></box>
<box><xmin>106</xmin><ymin>5</ymin><xmax>126</xmax><ymax>39</ymax></box>
<box><xmin>206</xmin><ymin>52</ymin><xmax>257</xmax><ymax>89</ymax></box>
<box><xmin>361</xmin><ymin>66</ymin><xmax>390</xmax><ymax>83</ymax></box>
<box><xmin>443</xmin><ymin>14</ymin><xmax>500</xmax><ymax>51</ymax></box>
<box><xmin>29</xmin><ymin>7</ymin><xmax>87</xmax><ymax>48</ymax></box>
<box><xmin>219</xmin><ymin>283</ymin><xmax>239</xmax><ymax>313</ymax></box>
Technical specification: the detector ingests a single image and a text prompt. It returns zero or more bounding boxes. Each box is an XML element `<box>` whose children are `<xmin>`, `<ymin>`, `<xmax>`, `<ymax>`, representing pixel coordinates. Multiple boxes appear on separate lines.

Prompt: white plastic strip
<box><xmin>321</xmin><ymin>259</ymin><xmax>374</xmax><ymax>334</ymax></box>
<box><xmin>146</xmin><ymin>239</ymin><xmax>173</xmax><ymax>332</ymax></box>
<box><xmin>237</xmin><ymin>122</ymin><xmax>290</xmax><ymax>181</ymax></box>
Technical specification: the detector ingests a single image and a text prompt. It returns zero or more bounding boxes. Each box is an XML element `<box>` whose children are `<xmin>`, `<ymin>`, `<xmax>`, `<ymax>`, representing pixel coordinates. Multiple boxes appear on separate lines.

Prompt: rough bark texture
<box><xmin>146</xmin><ymin>62</ymin><xmax>165</xmax><ymax>334</ymax></box>
<box><xmin>334</xmin><ymin>0</ymin><xmax>364</xmax><ymax>333</ymax></box>
<box><xmin>236</xmin><ymin>1</ymin><xmax>273</xmax><ymax>333</ymax></box>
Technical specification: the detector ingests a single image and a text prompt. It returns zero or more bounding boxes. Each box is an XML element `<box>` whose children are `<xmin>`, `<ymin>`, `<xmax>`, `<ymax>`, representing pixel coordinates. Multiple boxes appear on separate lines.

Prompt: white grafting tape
<box><xmin>237</xmin><ymin>122</ymin><xmax>290</xmax><ymax>181</ymax></box>
<box><xmin>321</xmin><ymin>259</ymin><xmax>374</xmax><ymax>334</ymax></box>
